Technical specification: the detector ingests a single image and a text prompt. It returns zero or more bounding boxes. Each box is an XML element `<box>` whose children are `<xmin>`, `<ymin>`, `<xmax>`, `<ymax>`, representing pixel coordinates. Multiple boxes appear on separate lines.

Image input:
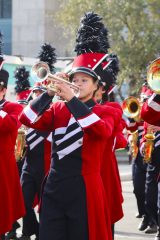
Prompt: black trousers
<box><xmin>158</xmin><ymin>181</ymin><xmax>160</xmax><ymax>209</ymax></box>
<box><xmin>21</xmin><ymin>170</ymin><xmax>43</xmax><ymax>237</ymax></box>
<box><xmin>145</xmin><ymin>164</ymin><xmax>158</xmax><ymax>225</ymax></box>
<box><xmin>157</xmin><ymin>182</ymin><xmax>160</xmax><ymax>235</ymax></box>
<box><xmin>39</xmin><ymin>174</ymin><xmax>88</xmax><ymax>240</ymax></box>
<box><xmin>132</xmin><ymin>156</ymin><xmax>146</xmax><ymax>216</ymax></box>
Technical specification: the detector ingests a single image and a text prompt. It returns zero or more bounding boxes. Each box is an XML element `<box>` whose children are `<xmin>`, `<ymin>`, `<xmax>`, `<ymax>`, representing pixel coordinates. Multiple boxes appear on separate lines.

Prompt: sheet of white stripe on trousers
<box><xmin>55</xmin><ymin>127</ymin><xmax>82</xmax><ymax>146</ymax></box>
<box><xmin>57</xmin><ymin>137</ymin><xmax>83</xmax><ymax>160</ymax></box>
<box><xmin>30</xmin><ymin>136</ymin><xmax>44</xmax><ymax>150</ymax></box>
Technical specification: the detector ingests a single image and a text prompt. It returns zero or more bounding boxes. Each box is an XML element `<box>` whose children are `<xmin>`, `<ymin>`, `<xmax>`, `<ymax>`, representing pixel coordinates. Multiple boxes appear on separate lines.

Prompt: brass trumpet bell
<box><xmin>31</xmin><ymin>61</ymin><xmax>80</xmax><ymax>97</ymax></box>
<box><xmin>147</xmin><ymin>57</ymin><xmax>160</xmax><ymax>94</ymax></box>
<box><xmin>122</xmin><ymin>96</ymin><xmax>140</xmax><ymax>119</ymax></box>
<box><xmin>31</xmin><ymin>62</ymin><xmax>49</xmax><ymax>82</ymax></box>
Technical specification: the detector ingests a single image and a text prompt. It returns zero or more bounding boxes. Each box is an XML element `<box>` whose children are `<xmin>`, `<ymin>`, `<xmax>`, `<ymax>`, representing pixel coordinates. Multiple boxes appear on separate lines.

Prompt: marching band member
<box><xmin>70</xmin><ymin>12</ymin><xmax>125</xmax><ymax>239</ymax></box>
<box><xmin>141</xmin><ymin>57</ymin><xmax>160</xmax><ymax>240</ymax></box>
<box><xmin>0</xmin><ymin>61</ymin><xmax>25</xmax><ymax>239</ymax></box>
<box><xmin>140</xmin><ymin>121</ymin><xmax>159</xmax><ymax>235</ymax></box>
<box><xmin>125</xmin><ymin>84</ymin><xmax>158</xmax><ymax>233</ymax></box>
<box><xmin>125</xmin><ymin>85</ymin><xmax>147</xmax><ymax>223</ymax></box>
<box><xmin>5</xmin><ymin>66</ymin><xmax>32</xmax><ymax>240</ymax></box>
<box><xmin>139</xmin><ymin>87</ymin><xmax>158</xmax><ymax>234</ymax></box>
<box><xmin>19</xmin><ymin>58</ymin><xmax>116</xmax><ymax>240</ymax></box>
<box><xmin>18</xmin><ymin>10</ymin><xmax>122</xmax><ymax>237</ymax></box>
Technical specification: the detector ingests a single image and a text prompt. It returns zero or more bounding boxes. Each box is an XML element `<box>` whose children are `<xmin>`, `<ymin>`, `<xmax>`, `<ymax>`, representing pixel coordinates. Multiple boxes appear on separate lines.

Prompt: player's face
<box><xmin>72</xmin><ymin>72</ymin><xmax>98</xmax><ymax>102</ymax></box>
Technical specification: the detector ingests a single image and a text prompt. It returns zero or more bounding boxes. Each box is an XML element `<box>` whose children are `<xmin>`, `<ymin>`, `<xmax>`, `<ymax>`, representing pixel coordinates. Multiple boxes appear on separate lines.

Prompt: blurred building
<box><xmin>0</xmin><ymin>0</ymin><xmax>74</xmax><ymax>100</ymax></box>
<box><xmin>0</xmin><ymin>0</ymin><xmax>12</xmax><ymax>54</ymax></box>
<box><xmin>0</xmin><ymin>0</ymin><xmax>71</xmax><ymax>58</ymax></box>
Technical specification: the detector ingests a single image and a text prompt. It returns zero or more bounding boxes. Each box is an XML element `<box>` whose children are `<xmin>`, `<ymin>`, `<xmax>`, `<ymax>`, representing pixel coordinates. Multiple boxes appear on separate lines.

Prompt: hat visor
<box><xmin>68</xmin><ymin>67</ymin><xmax>99</xmax><ymax>80</ymax></box>
<box><xmin>17</xmin><ymin>100</ymin><xmax>28</xmax><ymax>105</ymax></box>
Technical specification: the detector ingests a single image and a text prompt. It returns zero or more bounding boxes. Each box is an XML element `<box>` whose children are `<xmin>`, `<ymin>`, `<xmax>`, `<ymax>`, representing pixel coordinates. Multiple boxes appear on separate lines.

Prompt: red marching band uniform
<box><xmin>20</xmin><ymin>52</ymin><xmax>115</xmax><ymax>240</ymax></box>
<box><xmin>0</xmin><ymin>62</ymin><xmax>25</xmax><ymax>236</ymax></box>
<box><xmin>18</xmin><ymin>12</ymin><xmax>125</xmax><ymax>240</ymax></box>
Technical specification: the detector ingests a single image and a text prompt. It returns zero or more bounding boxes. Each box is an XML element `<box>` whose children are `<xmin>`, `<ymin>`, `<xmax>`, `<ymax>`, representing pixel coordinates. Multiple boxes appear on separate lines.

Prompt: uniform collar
<box><xmin>0</xmin><ymin>98</ymin><xmax>6</xmax><ymax>107</ymax></box>
<box><xmin>84</xmin><ymin>98</ymin><xmax>96</xmax><ymax>108</ymax></box>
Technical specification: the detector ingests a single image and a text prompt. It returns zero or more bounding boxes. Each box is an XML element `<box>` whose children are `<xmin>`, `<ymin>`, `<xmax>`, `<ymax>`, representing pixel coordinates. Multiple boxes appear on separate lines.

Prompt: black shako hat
<box><xmin>0</xmin><ymin>68</ymin><xmax>9</xmax><ymax>88</ymax></box>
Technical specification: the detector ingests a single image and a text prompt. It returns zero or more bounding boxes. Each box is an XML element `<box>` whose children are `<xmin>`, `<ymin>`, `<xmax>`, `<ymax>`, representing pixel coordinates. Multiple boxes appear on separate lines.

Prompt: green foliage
<box><xmin>56</xmin><ymin>0</ymin><xmax>160</xmax><ymax>96</ymax></box>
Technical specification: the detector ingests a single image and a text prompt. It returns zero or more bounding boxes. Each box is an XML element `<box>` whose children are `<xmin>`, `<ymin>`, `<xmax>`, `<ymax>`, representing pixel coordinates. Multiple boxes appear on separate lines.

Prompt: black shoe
<box><xmin>155</xmin><ymin>229</ymin><xmax>160</xmax><ymax>238</ymax></box>
<box><xmin>155</xmin><ymin>234</ymin><xmax>160</xmax><ymax>240</ymax></box>
<box><xmin>135</xmin><ymin>213</ymin><xmax>143</xmax><ymax>218</ymax></box>
<box><xmin>138</xmin><ymin>215</ymin><xmax>148</xmax><ymax>231</ymax></box>
<box><xmin>144</xmin><ymin>224</ymin><xmax>157</xmax><ymax>234</ymax></box>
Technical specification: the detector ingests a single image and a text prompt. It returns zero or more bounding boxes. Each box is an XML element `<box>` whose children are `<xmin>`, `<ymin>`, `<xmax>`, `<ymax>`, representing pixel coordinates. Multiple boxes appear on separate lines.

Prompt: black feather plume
<box><xmin>14</xmin><ymin>66</ymin><xmax>31</xmax><ymax>93</ymax></box>
<box><xmin>38</xmin><ymin>43</ymin><xmax>57</xmax><ymax>73</ymax></box>
<box><xmin>0</xmin><ymin>32</ymin><xmax>4</xmax><ymax>62</ymax></box>
<box><xmin>75</xmin><ymin>12</ymin><xmax>110</xmax><ymax>55</ymax></box>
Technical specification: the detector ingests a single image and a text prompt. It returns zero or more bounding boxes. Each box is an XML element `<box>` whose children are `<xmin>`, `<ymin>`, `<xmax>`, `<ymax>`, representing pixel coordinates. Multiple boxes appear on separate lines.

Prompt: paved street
<box><xmin>115</xmin><ymin>151</ymin><xmax>156</xmax><ymax>240</ymax></box>
<box><xmin>115</xmin><ymin>181</ymin><xmax>156</xmax><ymax>240</ymax></box>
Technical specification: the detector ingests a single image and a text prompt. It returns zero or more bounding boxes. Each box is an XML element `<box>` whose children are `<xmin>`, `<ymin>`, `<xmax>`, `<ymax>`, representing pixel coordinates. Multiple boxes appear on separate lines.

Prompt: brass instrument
<box><xmin>147</xmin><ymin>57</ymin><xmax>160</xmax><ymax>93</ymax></box>
<box><xmin>31</xmin><ymin>62</ymin><xmax>80</xmax><ymax>97</ymax></box>
<box><xmin>15</xmin><ymin>126</ymin><xmax>26</xmax><ymax>161</ymax></box>
<box><xmin>128</xmin><ymin>130</ymin><xmax>138</xmax><ymax>159</ymax></box>
<box><xmin>122</xmin><ymin>96</ymin><xmax>141</xmax><ymax>120</ymax></box>
<box><xmin>143</xmin><ymin>127</ymin><xmax>155</xmax><ymax>163</ymax></box>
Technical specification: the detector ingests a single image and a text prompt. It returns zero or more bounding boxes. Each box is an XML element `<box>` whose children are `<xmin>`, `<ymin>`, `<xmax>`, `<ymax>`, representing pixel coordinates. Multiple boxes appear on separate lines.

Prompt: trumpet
<box><xmin>143</xmin><ymin>127</ymin><xmax>155</xmax><ymax>163</ymax></box>
<box><xmin>122</xmin><ymin>96</ymin><xmax>141</xmax><ymax>120</ymax></box>
<box><xmin>147</xmin><ymin>57</ymin><xmax>160</xmax><ymax>94</ymax></box>
<box><xmin>31</xmin><ymin>62</ymin><xmax>80</xmax><ymax>97</ymax></box>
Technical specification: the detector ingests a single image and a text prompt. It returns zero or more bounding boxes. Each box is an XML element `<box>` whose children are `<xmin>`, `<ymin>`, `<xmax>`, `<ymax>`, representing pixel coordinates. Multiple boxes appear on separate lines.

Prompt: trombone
<box><xmin>31</xmin><ymin>62</ymin><xmax>80</xmax><ymax>97</ymax></box>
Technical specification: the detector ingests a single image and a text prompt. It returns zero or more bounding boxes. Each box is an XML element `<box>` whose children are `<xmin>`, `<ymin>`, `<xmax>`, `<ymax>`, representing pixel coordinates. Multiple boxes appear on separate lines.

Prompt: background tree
<box><xmin>56</xmin><ymin>0</ymin><xmax>160</xmax><ymax>97</ymax></box>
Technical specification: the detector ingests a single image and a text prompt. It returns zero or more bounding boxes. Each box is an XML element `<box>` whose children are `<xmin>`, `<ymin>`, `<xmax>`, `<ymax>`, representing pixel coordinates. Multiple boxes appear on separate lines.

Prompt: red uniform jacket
<box><xmin>0</xmin><ymin>100</ymin><xmax>25</xmax><ymax>234</ymax></box>
<box><xmin>20</xmin><ymin>93</ymin><xmax>117</xmax><ymax>240</ymax></box>
<box><xmin>141</xmin><ymin>93</ymin><xmax>160</xmax><ymax>126</ymax></box>
<box><xmin>101</xmin><ymin>102</ymin><xmax>126</xmax><ymax>224</ymax></box>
